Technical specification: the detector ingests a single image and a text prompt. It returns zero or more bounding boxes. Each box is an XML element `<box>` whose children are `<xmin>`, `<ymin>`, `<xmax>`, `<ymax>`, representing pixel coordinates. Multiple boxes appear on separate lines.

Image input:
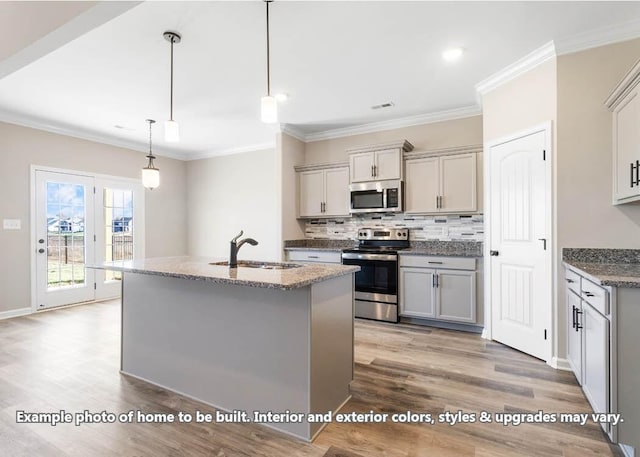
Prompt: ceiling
<box><xmin>1</xmin><ymin>1</ymin><xmax>640</xmax><ymax>160</ymax></box>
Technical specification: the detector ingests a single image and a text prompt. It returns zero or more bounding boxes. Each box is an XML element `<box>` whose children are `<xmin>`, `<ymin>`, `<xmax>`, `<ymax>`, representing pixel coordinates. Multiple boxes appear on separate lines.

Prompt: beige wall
<box><xmin>0</xmin><ymin>121</ymin><xmax>187</xmax><ymax>314</ymax></box>
<box><xmin>557</xmin><ymin>38</ymin><xmax>640</xmax><ymax>249</ymax></box>
<box><xmin>304</xmin><ymin>116</ymin><xmax>483</xmax><ymax>165</ymax></box>
<box><xmin>483</xmin><ymin>59</ymin><xmax>558</xmax><ymax>143</ymax></box>
<box><xmin>278</xmin><ymin>133</ymin><xmax>305</xmax><ymax>248</ymax></box>
<box><xmin>186</xmin><ymin>148</ymin><xmax>280</xmax><ymax>262</ymax></box>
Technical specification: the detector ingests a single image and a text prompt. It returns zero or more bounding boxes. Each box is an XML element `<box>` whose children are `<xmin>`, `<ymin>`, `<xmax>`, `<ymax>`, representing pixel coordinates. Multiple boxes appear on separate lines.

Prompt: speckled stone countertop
<box><xmin>563</xmin><ymin>248</ymin><xmax>640</xmax><ymax>288</ymax></box>
<box><xmin>284</xmin><ymin>239</ymin><xmax>483</xmax><ymax>257</ymax></box>
<box><xmin>401</xmin><ymin>241</ymin><xmax>483</xmax><ymax>258</ymax></box>
<box><xmin>95</xmin><ymin>256</ymin><xmax>359</xmax><ymax>290</ymax></box>
<box><xmin>284</xmin><ymin>239</ymin><xmax>356</xmax><ymax>252</ymax></box>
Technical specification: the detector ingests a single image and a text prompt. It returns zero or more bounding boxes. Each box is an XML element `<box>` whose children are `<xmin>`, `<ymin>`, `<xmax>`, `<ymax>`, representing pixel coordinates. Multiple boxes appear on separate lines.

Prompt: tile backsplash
<box><xmin>305</xmin><ymin>214</ymin><xmax>484</xmax><ymax>241</ymax></box>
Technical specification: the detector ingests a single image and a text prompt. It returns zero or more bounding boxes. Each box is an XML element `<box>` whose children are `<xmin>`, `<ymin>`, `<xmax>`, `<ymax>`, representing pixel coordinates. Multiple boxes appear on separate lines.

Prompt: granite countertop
<box><xmin>93</xmin><ymin>256</ymin><xmax>359</xmax><ymax>290</ymax></box>
<box><xmin>563</xmin><ymin>248</ymin><xmax>640</xmax><ymax>288</ymax></box>
<box><xmin>284</xmin><ymin>239</ymin><xmax>483</xmax><ymax>258</ymax></box>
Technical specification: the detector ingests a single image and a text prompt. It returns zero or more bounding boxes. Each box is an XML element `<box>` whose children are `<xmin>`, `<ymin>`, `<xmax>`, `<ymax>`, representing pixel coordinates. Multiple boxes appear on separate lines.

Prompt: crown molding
<box><xmin>278</xmin><ymin>124</ymin><xmax>307</xmax><ymax>143</ymax></box>
<box><xmin>346</xmin><ymin>139</ymin><xmax>414</xmax><ymax>155</ymax></box>
<box><xmin>0</xmin><ymin>109</ymin><xmax>186</xmax><ymax>160</ymax></box>
<box><xmin>475</xmin><ymin>41</ymin><xmax>556</xmax><ymax>96</ymax></box>
<box><xmin>404</xmin><ymin>144</ymin><xmax>483</xmax><ymax>160</ymax></box>
<box><xmin>294</xmin><ymin>161</ymin><xmax>349</xmax><ymax>173</ymax></box>
<box><xmin>185</xmin><ymin>142</ymin><xmax>276</xmax><ymax>161</ymax></box>
<box><xmin>302</xmin><ymin>105</ymin><xmax>482</xmax><ymax>143</ymax></box>
<box><xmin>555</xmin><ymin>18</ymin><xmax>640</xmax><ymax>56</ymax></box>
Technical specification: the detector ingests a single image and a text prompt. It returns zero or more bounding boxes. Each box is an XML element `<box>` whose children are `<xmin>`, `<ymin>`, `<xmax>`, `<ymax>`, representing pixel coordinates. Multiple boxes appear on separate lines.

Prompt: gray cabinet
<box><xmin>564</xmin><ymin>266</ymin><xmax>613</xmax><ymax>439</ymax></box>
<box><xmin>606</xmin><ymin>58</ymin><xmax>640</xmax><ymax>205</ymax></box>
<box><xmin>399</xmin><ymin>256</ymin><xmax>476</xmax><ymax>324</ymax></box>
<box><xmin>346</xmin><ymin>140</ymin><xmax>413</xmax><ymax>183</ymax></box>
<box><xmin>405</xmin><ymin>150</ymin><xmax>479</xmax><ymax>214</ymax></box>
<box><xmin>297</xmin><ymin>165</ymin><xmax>349</xmax><ymax>218</ymax></box>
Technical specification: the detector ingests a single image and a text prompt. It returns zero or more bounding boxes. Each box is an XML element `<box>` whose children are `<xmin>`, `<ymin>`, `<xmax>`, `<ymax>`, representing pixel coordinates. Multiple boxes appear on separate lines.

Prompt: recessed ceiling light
<box><xmin>442</xmin><ymin>47</ymin><xmax>464</xmax><ymax>62</ymax></box>
<box><xmin>275</xmin><ymin>93</ymin><xmax>288</xmax><ymax>102</ymax></box>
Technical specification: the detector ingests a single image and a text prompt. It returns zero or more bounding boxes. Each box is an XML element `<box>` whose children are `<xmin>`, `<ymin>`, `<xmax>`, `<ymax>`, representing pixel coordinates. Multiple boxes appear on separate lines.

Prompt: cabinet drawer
<box><xmin>286</xmin><ymin>250</ymin><xmax>342</xmax><ymax>264</ymax></box>
<box><xmin>400</xmin><ymin>255</ymin><xmax>475</xmax><ymax>270</ymax></box>
<box><xmin>564</xmin><ymin>268</ymin><xmax>581</xmax><ymax>295</ymax></box>
<box><xmin>581</xmin><ymin>278</ymin><xmax>609</xmax><ymax>316</ymax></box>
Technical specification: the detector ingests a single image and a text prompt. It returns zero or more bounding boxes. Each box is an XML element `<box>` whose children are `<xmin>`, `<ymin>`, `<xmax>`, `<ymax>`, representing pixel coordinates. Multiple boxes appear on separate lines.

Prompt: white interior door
<box><xmin>94</xmin><ymin>178</ymin><xmax>144</xmax><ymax>300</ymax></box>
<box><xmin>489</xmin><ymin>128</ymin><xmax>551</xmax><ymax>361</ymax></box>
<box><xmin>35</xmin><ymin>170</ymin><xmax>95</xmax><ymax>309</ymax></box>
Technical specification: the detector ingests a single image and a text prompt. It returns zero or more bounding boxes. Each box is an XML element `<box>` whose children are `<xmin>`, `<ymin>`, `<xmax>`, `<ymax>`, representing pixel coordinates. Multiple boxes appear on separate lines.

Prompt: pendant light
<box><xmin>261</xmin><ymin>0</ymin><xmax>277</xmax><ymax>123</ymax></box>
<box><xmin>142</xmin><ymin>119</ymin><xmax>160</xmax><ymax>190</ymax></box>
<box><xmin>163</xmin><ymin>31</ymin><xmax>181</xmax><ymax>142</ymax></box>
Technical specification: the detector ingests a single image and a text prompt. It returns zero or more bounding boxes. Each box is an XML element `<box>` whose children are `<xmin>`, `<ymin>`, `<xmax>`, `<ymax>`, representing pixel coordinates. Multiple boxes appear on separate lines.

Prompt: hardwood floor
<box><xmin>0</xmin><ymin>300</ymin><xmax>622</xmax><ymax>457</ymax></box>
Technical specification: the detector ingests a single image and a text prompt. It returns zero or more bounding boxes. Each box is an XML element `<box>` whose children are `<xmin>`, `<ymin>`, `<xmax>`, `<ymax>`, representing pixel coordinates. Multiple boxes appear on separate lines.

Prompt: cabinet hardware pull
<box><xmin>371</xmin><ymin>165</ymin><xmax>374</xmax><ymax>177</ymax></box>
<box><xmin>632</xmin><ymin>162</ymin><xmax>637</xmax><ymax>188</ymax></box>
<box><xmin>432</xmin><ymin>274</ymin><xmax>436</xmax><ymax>288</ymax></box>
<box><xmin>308</xmin><ymin>255</ymin><xmax>319</xmax><ymax>259</ymax></box>
<box><xmin>636</xmin><ymin>160</ymin><xmax>640</xmax><ymax>186</ymax></box>
<box><xmin>374</xmin><ymin>165</ymin><xmax>377</xmax><ymax>177</ymax></box>
<box><xmin>572</xmin><ymin>305</ymin><xmax>576</xmax><ymax>329</ymax></box>
<box><xmin>435</xmin><ymin>195</ymin><xmax>439</xmax><ymax>209</ymax></box>
<box><xmin>584</xmin><ymin>292</ymin><xmax>595</xmax><ymax>297</ymax></box>
<box><xmin>435</xmin><ymin>274</ymin><xmax>439</xmax><ymax>288</ymax></box>
<box><xmin>428</xmin><ymin>261</ymin><xmax>443</xmax><ymax>264</ymax></box>
<box><xmin>490</xmin><ymin>250</ymin><xmax>499</xmax><ymax>256</ymax></box>
<box><xmin>566</xmin><ymin>278</ymin><xmax>574</xmax><ymax>283</ymax></box>
<box><xmin>575</xmin><ymin>309</ymin><xmax>583</xmax><ymax>331</ymax></box>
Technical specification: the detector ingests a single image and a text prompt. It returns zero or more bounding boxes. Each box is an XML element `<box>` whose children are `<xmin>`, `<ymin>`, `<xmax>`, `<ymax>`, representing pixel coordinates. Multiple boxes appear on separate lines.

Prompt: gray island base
<box><xmin>102</xmin><ymin>257</ymin><xmax>358</xmax><ymax>441</ymax></box>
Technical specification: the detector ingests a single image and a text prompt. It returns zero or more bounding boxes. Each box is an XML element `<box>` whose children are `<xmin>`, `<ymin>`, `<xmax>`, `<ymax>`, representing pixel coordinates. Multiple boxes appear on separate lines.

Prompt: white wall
<box><xmin>278</xmin><ymin>132</ymin><xmax>305</xmax><ymax>248</ymax></box>
<box><xmin>0</xmin><ymin>121</ymin><xmax>188</xmax><ymax>314</ymax></box>
<box><xmin>187</xmin><ymin>148</ymin><xmax>280</xmax><ymax>261</ymax></box>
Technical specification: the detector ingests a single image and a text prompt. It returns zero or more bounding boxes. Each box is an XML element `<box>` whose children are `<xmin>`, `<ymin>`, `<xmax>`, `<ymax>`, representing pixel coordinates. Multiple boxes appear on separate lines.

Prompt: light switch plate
<box><xmin>3</xmin><ymin>219</ymin><xmax>21</xmax><ymax>230</ymax></box>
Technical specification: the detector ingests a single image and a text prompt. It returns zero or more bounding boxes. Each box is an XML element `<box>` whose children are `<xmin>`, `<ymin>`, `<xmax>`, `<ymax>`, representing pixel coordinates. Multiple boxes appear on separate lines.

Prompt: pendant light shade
<box><xmin>164</xmin><ymin>119</ymin><xmax>180</xmax><ymax>143</ymax></box>
<box><xmin>261</xmin><ymin>0</ymin><xmax>278</xmax><ymax>124</ymax></box>
<box><xmin>261</xmin><ymin>95</ymin><xmax>277</xmax><ymax>123</ymax></box>
<box><xmin>164</xmin><ymin>31</ymin><xmax>181</xmax><ymax>142</ymax></box>
<box><xmin>142</xmin><ymin>119</ymin><xmax>160</xmax><ymax>190</ymax></box>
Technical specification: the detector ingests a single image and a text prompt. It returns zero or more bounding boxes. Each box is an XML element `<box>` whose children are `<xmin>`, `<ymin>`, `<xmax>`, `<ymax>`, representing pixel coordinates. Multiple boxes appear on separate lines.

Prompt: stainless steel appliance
<box><xmin>342</xmin><ymin>228</ymin><xmax>409</xmax><ymax>323</ymax></box>
<box><xmin>349</xmin><ymin>180</ymin><xmax>403</xmax><ymax>214</ymax></box>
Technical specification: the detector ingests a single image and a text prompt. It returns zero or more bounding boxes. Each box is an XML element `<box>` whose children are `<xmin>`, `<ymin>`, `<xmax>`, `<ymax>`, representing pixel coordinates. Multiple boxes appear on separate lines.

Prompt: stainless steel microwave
<box><xmin>349</xmin><ymin>180</ymin><xmax>403</xmax><ymax>214</ymax></box>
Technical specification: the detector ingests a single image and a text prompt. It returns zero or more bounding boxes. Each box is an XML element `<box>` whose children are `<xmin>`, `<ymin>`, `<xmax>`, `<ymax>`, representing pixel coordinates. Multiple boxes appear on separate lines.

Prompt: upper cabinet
<box><xmin>347</xmin><ymin>140</ymin><xmax>413</xmax><ymax>183</ymax></box>
<box><xmin>606</xmin><ymin>59</ymin><xmax>640</xmax><ymax>205</ymax></box>
<box><xmin>297</xmin><ymin>164</ymin><xmax>350</xmax><ymax>218</ymax></box>
<box><xmin>405</xmin><ymin>147</ymin><xmax>480</xmax><ymax>214</ymax></box>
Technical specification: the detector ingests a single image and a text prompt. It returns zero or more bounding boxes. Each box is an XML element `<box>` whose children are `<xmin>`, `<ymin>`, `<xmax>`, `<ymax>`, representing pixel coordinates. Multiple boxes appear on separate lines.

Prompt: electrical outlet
<box><xmin>3</xmin><ymin>219</ymin><xmax>21</xmax><ymax>230</ymax></box>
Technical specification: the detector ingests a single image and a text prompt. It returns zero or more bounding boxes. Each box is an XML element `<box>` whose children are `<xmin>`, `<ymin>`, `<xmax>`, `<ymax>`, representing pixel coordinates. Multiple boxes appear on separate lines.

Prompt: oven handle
<box><xmin>342</xmin><ymin>253</ymin><xmax>397</xmax><ymax>261</ymax></box>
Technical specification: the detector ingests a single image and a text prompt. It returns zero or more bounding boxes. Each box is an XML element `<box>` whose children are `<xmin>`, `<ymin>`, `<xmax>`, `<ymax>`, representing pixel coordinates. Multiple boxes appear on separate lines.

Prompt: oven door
<box><xmin>341</xmin><ymin>253</ymin><xmax>397</xmax><ymax>304</ymax></box>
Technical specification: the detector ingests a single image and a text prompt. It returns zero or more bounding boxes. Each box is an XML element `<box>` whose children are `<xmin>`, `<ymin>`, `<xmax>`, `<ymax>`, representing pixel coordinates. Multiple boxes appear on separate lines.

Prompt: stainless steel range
<box><xmin>341</xmin><ymin>228</ymin><xmax>409</xmax><ymax>323</ymax></box>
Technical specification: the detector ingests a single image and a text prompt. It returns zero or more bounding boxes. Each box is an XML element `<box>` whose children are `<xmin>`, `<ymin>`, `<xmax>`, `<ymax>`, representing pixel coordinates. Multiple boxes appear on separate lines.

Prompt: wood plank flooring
<box><xmin>0</xmin><ymin>300</ymin><xmax>622</xmax><ymax>457</ymax></box>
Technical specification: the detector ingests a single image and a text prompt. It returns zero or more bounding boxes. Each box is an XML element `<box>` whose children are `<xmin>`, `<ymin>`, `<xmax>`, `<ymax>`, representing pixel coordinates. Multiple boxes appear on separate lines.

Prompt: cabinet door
<box><xmin>349</xmin><ymin>152</ymin><xmax>375</xmax><ymax>183</ymax></box>
<box><xmin>374</xmin><ymin>149</ymin><xmax>402</xmax><ymax>181</ymax></box>
<box><xmin>582</xmin><ymin>304</ymin><xmax>609</xmax><ymax>421</ymax></box>
<box><xmin>613</xmin><ymin>88</ymin><xmax>640</xmax><ymax>202</ymax></box>
<box><xmin>440</xmin><ymin>153</ymin><xmax>477</xmax><ymax>213</ymax></box>
<box><xmin>566</xmin><ymin>290</ymin><xmax>583</xmax><ymax>384</ymax></box>
<box><xmin>298</xmin><ymin>170</ymin><xmax>324</xmax><ymax>217</ymax></box>
<box><xmin>405</xmin><ymin>158</ymin><xmax>439</xmax><ymax>213</ymax></box>
<box><xmin>324</xmin><ymin>167</ymin><xmax>350</xmax><ymax>216</ymax></box>
<box><xmin>435</xmin><ymin>270</ymin><xmax>476</xmax><ymax>323</ymax></box>
<box><xmin>399</xmin><ymin>267</ymin><xmax>435</xmax><ymax>318</ymax></box>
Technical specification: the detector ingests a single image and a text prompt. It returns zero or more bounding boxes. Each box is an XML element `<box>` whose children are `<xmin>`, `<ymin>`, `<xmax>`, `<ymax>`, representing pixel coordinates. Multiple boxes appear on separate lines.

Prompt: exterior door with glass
<box><xmin>35</xmin><ymin>171</ymin><xmax>95</xmax><ymax>309</ymax></box>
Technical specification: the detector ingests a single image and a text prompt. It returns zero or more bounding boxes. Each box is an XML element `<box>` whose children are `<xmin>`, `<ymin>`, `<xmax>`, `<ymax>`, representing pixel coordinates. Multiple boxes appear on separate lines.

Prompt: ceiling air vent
<box><xmin>371</xmin><ymin>102</ymin><xmax>395</xmax><ymax>110</ymax></box>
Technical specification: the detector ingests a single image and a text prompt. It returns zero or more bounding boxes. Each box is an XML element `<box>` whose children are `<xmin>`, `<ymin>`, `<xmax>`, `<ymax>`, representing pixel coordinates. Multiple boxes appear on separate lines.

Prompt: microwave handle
<box><xmin>382</xmin><ymin>189</ymin><xmax>388</xmax><ymax>208</ymax></box>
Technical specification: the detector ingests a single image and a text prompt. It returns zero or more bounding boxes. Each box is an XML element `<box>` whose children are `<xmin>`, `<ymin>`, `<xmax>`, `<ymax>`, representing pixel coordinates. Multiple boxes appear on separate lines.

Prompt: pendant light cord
<box><xmin>170</xmin><ymin>38</ymin><xmax>174</xmax><ymax>121</ymax></box>
<box><xmin>266</xmin><ymin>0</ymin><xmax>271</xmax><ymax>96</ymax></box>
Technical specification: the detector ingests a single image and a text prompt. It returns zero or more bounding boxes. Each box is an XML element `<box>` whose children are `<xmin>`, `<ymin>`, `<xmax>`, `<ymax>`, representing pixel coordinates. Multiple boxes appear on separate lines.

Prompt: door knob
<box><xmin>490</xmin><ymin>250</ymin><xmax>499</xmax><ymax>256</ymax></box>
<box><xmin>38</xmin><ymin>248</ymin><xmax>45</xmax><ymax>254</ymax></box>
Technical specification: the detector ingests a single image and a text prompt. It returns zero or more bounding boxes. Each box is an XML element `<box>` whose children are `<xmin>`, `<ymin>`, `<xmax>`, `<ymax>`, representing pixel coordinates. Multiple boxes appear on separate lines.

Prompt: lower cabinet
<box><xmin>399</xmin><ymin>256</ymin><xmax>476</xmax><ymax>324</ymax></box>
<box><xmin>564</xmin><ymin>266</ymin><xmax>612</xmax><ymax>438</ymax></box>
<box><xmin>285</xmin><ymin>249</ymin><xmax>342</xmax><ymax>264</ymax></box>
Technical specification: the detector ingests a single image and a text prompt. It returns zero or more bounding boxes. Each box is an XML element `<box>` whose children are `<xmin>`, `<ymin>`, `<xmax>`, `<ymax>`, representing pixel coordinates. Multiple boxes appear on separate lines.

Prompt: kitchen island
<box><xmin>96</xmin><ymin>256</ymin><xmax>359</xmax><ymax>441</ymax></box>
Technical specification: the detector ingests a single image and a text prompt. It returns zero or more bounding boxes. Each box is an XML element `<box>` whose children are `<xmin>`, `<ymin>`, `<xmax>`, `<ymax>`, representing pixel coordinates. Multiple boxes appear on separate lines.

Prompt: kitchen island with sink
<box><xmin>95</xmin><ymin>256</ymin><xmax>359</xmax><ymax>441</ymax></box>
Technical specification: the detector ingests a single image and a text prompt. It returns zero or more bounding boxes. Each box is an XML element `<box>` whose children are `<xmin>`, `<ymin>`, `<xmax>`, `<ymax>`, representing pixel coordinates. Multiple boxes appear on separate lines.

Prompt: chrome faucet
<box><xmin>229</xmin><ymin>230</ymin><xmax>258</xmax><ymax>268</ymax></box>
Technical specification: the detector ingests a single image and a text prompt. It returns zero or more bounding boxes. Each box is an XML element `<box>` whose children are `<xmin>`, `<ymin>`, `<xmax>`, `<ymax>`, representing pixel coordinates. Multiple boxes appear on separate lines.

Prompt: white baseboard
<box><xmin>550</xmin><ymin>356</ymin><xmax>572</xmax><ymax>371</ymax></box>
<box><xmin>0</xmin><ymin>307</ymin><xmax>32</xmax><ymax>320</ymax></box>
